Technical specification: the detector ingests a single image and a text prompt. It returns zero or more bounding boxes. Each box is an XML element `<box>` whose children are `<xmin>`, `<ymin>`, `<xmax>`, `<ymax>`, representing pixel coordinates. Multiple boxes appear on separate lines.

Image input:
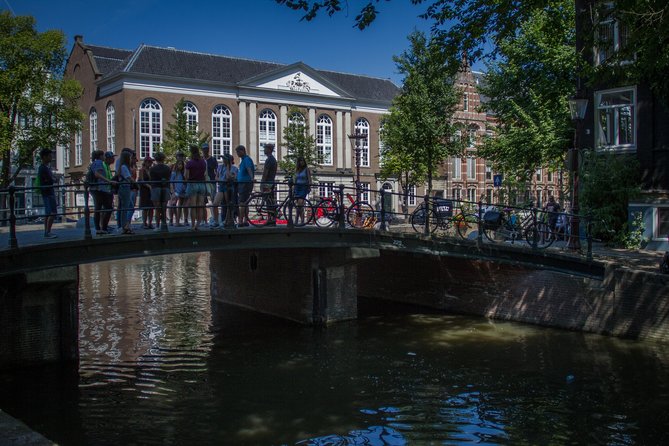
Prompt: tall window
<box><xmin>360</xmin><ymin>182</ymin><xmax>370</xmax><ymax>203</ymax></box>
<box><xmin>62</xmin><ymin>144</ymin><xmax>70</xmax><ymax>169</ymax></box>
<box><xmin>89</xmin><ymin>109</ymin><xmax>98</xmax><ymax>152</ymax></box>
<box><xmin>319</xmin><ymin>182</ymin><xmax>335</xmax><ymax>198</ymax></box>
<box><xmin>467</xmin><ymin>188</ymin><xmax>477</xmax><ymax>203</ymax></box>
<box><xmin>106</xmin><ymin>103</ymin><xmax>115</xmax><ymax>151</ymax></box>
<box><xmin>453</xmin><ymin>157</ymin><xmax>462</xmax><ymax>180</ymax></box>
<box><xmin>316</xmin><ymin>114</ymin><xmax>333</xmax><ymax>165</ymax></box>
<box><xmin>75</xmin><ymin>129</ymin><xmax>82</xmax><ymax>166</ymax></box>
<box><xmin>452</xmin><ymin>188</ymin><xmax>461</xmax><ymax>200</ymax></box>
<box><xmin>408</xmin><ymin>185</ymin><xmax>417</xmax><ymax>206</ymax></box>
<box><xmin>378</xmin><ymin>124</ymin><xmax>385</xmax><ymax>164</ymax></box>
<box><xmin>212</xmin><ymin>105</ymin><xmax>232</xmax><ymax>158</ymax></box>
<box><xmin>355</xmin><ymin>118</ymin><xmax>370</xmax><ymax>167</ymax></box>
<box><xmin>536</xmin><ymin>168</ymin><xmax>542</xmax><ymax>182</ymax></box>
<box><xmin>463</xmin><ymin>92</ymin><xmax>469</xmax><ymax>111</ymax></box>
<box><xmin>467</xmin><ymin>157</ymin><xmax>476</xmax><ymax>180</ymax></box>
<box><xmin>547</xmin><ymin>171</ymin><xmax>554</xmax><ymax>183</ymax></box>
<box><xmin>258</xmin><ymin>109</ymin><xmax>277</xmax><ymax>163</ymax></box>
<box><xmin>595</xmin><ymin>3</ymin><xmax>630</xmax><ymax>65</ymax></box>
<box><xmin>140</xmin><ymin>99</ymin><xmax>162</xmax><ymax>158</ymax></box>
<box><xmin>486</xmin><ymin>188</ymin><xmax>494</xmax><ymax>204</ymax></box>
<box><xmin>485</xmin><ymin>163</ymin><xmax>492</xmax><ymax>180</ymax></box>
<box><xmin>184</xmin><ymin>101</ymin><xmax>198</xmax><ymax>130</ymax></box>
<box><xmin>595</xmin><ymin>87</ymin><xmax>635</xmax><ymax>150</ymax></box>
<box><xmin>288</xmin><ymin>112</ymin><xmax>305</xmax><ymax>128</ymax></box>
<box><xmin>468</xmin><ymin>125</ymin><xmax>478</xmax><ymax>147</ymax></box>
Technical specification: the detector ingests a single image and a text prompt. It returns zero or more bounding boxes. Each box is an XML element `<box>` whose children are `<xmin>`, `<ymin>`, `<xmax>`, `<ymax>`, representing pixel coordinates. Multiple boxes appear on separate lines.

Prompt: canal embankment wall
<box><xmin>358</xmin><ymin>252</ymin><xmax>669</xmax><ymax>341</ymax></box>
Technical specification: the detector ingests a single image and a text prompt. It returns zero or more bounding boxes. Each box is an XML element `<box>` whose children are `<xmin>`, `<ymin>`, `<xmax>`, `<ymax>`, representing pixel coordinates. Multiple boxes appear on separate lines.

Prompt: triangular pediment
<box><xmin>241</xmin><ymin>62</ymin><xmax>352</xmax><ymax>98</ymax></box>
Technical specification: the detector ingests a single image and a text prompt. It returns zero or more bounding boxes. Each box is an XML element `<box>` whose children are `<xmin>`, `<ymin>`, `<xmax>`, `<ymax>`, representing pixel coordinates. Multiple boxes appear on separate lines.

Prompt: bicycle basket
<box><xmin>483</xmin><ymin>210</ymin><xmax>502</xmax><ymax>228</ymax></box>
<box><xmin>432</xmin><ymin>199</ymin><xmax>453</xmax><ymax>219</ymax></box>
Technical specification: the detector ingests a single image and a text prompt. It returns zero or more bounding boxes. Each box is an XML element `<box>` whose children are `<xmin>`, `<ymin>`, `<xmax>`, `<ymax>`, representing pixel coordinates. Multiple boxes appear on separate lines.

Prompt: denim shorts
<box><xmin>238</xmin><ymin>182</ymin><xmax>253</xmax><ymax>203</ymax></box>
<box><xmin>43</xmin><ymin>195</ymin><xmax>57</xmax><ymax>216</ymax></box>
<box><xmin>186</xmin><ymin>182</ymin><xmax>206</xmax><ymax>197</ymax></box>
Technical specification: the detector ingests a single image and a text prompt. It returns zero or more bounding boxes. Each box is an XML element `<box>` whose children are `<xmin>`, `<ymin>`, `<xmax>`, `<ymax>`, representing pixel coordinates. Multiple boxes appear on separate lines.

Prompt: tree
<box><xmin>278</xmin><ymin>106</ymin><xmax>320</xmax><ymax>177</ymax></box>
<box><xmin>380</xmin><ymin>31</ymin><xmax>461</xmax><ymax>197</ymax></box>
<box><xmin>477</xmin><ymin>1</ymin><xmax>576</xmax><ymax>184</ymax></box>
<box><xmin>160</xmin><ymin>97</ymin><xmax>209</xmax><ymax>162</ymax></box>
<box><xmin>378</xmin><ymin>133</ymin><xmax>425</xmax><ymax>215</ymax></box>
<box><xmin>0</xmin><ymin>11</ymin><xmax>83</xmax><ymax>187</ymax></box>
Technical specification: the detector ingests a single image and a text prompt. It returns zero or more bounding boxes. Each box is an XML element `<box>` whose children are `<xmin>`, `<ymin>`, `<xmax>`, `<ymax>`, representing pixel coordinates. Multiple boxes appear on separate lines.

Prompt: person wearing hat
<box><xmin>213</xmin><ymin>153</ymin><xmax>238</xmax><ymax>227</ymax></box>
<box><xmin>201</xmin><ymin>142</ymin><xmax>219</xmax><ymax>227</ymax></box>
<box><xmin>90</xmin><ymin>150</ymin><xmax>116</xmax><ymax>235</ymax></box>
<box><xmin>37</xmin><ymin>148</ymin><xmax>58</xmax><ymax>238</ymax></box>
<box><xmin>139</xmin><ymin>155</ymin><xmax>155</xmax><ymax>229</ymax></box>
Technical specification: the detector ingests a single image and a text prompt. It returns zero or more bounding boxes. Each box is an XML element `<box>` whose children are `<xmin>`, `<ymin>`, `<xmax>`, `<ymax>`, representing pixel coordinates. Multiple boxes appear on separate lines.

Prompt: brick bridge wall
<box><xmin>358</xmin><ymin>252</ymin><xmax>669</xmax><ymax>341</ymax></box>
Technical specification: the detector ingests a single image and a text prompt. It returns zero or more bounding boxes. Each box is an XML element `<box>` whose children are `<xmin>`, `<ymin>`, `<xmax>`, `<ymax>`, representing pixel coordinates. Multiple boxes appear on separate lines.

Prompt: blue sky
<box><xmin>5</xmin><ymin>0</ymin><xmax>451</xmax><ymax>86</ymax></box>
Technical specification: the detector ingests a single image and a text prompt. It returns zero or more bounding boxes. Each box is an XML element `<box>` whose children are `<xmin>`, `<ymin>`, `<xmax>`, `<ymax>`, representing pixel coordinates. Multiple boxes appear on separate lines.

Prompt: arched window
<box><xmin>467</xmin><ymin>187</ymin><xmax>477</xmax><ymax>203</ymax></box>
<box><xmin>89</xmin><ymin>109</ymin><xmax>98</xmax><ymax>152</ymax></box>
<box><xmin>258</xmin><ymin>109</ymin><xmax>277</xmax><ymax>163</ymax></box>
<box><xmin>468</xmin><ymin>125</ymin><xmax>479</xmax><ymax>147</ymax></box>
<box><xmin>106</xmin><ymin>102</ymin><xmax>115</xmax><ymax>151</ymax></box>
<box><xmin>289</xmin><ymin>112</ymin><xmax>305</xmax><ymax>127</ymax></box>
<box><xmin>139</xmin><ymin>99</ymin><xmax>162</xmax><ymax>159</ymax></box>
<box><xmin>317</xmin><ymin>114</ymin><xmax>333</xmax><ymax>165</ymax></box>
<box><xmin>354</xmin><ymin>118</ymin><xmax>370</xmax><ymax>167</ymax></box>
<box><xmin>184</xmin><ymin>101</ymin><xmax>198</xmax><ymax>130</ymax></box>
<box><xmin>212</xmin><ymin>105</ymin><xmax>232</xmax><ymax>158</ymax></box>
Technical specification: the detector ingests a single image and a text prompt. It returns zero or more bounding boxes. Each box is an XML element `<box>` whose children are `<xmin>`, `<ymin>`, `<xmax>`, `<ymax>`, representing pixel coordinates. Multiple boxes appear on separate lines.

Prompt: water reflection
<box><xmin>0</xmin><ymin>253</ymin><xmax>668</xmax><ymax>445</ymax></box>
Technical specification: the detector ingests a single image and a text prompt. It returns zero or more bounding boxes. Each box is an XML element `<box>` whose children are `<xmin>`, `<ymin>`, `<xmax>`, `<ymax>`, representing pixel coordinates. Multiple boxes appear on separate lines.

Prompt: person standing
<box><xmin>117</xmin><ymin>151</ymin><xmax>136</xmax><ymax>234</ymax></box>
<box><xmin>37</xmin><ymin>148</ymin><xmax>58</xmax><ymax>238</ymax></box>
<box><xmin>201</xmin><ymin>143</ymin><xmax>219</xmax><ymax>227</ymax></box>
<box><xmin>544</xmin><ymin>195</ymin><xmax>561</xmax><ymax>234</ymax></box>
<box><xmin>170</xmin><ymin>159</ymin><xmax>188</xmax><ymax>226</ymax></box>
<box><xmin>213</xmin><ymin>153</ymin><xmax>238</xmax><ymax>227</ymax></box>
<box><xmin>235</xmin><ymin>145</ymin><xmax>254</xmax><ymax>227</ymax></box>
<box><xmin>149</xmin><ymin>152</ymin><xmax>171</xmax><ymax>228</ymax></box>
<box><xmin>293</xmin><ymin>156</ymin><xmax>312</xmax><ymax>225</ymax></box>
<box><xmin>185</xmin><ymin>144</ymin><xmax>207</xmax><ymax>231</ymax></box>
<box><xmin>90</xmin><ymin>150</ymin><xmax>115</xmax><ymax>235</ymax></box>
<box><xmin>260</xmin><ymin>143</ymin><xmax>278</xmax><ymax>225</ymax></box>
<box><xmin>139</xmin><ymin>156</ymin><xmax>155</xmax><ymax>229</ymax></box>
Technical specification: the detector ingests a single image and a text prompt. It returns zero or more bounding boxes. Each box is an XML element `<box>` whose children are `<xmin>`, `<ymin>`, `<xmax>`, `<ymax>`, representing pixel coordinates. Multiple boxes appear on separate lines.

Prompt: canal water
<box><xmin>1</xmin><ymin>253</ymin><xmax>669</xmax><ymax>445</ymax></box>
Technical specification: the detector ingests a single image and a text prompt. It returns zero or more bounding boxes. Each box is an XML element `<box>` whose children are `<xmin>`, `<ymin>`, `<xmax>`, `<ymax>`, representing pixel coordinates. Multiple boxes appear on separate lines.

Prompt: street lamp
<box><xmin>348</xmin><ymin>131</ymin><xmax>366</xmax><ymax>203</ymax></box>
<box><xmin>567</xmin><ymin>96</ymin><xmax>588</xmax><ymax>250</ymax></box>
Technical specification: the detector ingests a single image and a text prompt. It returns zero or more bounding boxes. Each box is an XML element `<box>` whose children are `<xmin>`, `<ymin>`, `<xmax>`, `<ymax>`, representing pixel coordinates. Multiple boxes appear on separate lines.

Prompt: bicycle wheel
<box><xmin>455</xmin><ymin>213</ymin><xmax>479</xmax><ymax>240</ymax></box>
<box><xmin>346</xmin><ymin>202</ymin><xmax>375</xmax><ymax>228</ymax></box>
<box><xmin>483</xmin><ymin>222</ymin><xmax>511</xmax><ymax>243</ymax></box>
<box><xmin>525</xmin><ymin>222</ymin><xmax>555</xmax><ymax>249</ymax></box>
<box><xmin>284</xmin><ymin>197</ymin><xmax>314</xmax><ymax>227</ymax></box>
<box><xmin>314</xmin><ymin>198</ymin><xmax>339</xmax><ymax>227</ymax></box>
<box><xmin>410</xmin><ymin>206</ymin><xmax>437</xmax><ymax>233</ymax></box>
<box><xmin>246</xmin><ymin>193</ymin><xmax>269</xmax><ymax>227</ymax></box>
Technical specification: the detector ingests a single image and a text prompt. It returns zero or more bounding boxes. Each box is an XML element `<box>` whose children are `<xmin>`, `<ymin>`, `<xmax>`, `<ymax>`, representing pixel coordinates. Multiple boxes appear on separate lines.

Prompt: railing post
<box><xmin>379</xmin><ymin>188</ymin><xmax>387</xmax><ymax>231</ymax></box>
<box><xmin>224</xmin><ymin>181</ymin><xmax>235</xmax><ymax>229</ymax></box>
<box><xmin>531</xmin><ymin>206</ymin><xmax>538</xmax><ymax>250</ymax></box>
<box><xmin>160</xmin><ymin>179</ymin><xmax>168</xmax><ymax>233</ymax></box>
<box><xmin>287</xmin><ymin>179</ymin><xmax>295</xmax><ymax>229</ymax></box>
<box><xmin>337</xmin><ymin>184</ymin><xmax>345</xmax><ymax>229</ymax></box>
<box><xmin>423</xmin><ymin>194</ymin><xmax>430</xmax><ymax>236</ymax></box>
<box><xmin>8</xmin><ymin>186</ymin><xmax>18</xmax><ymax>249</ymax></box>
<box><xmin>83</xmin><ymin>181</ymin><xmax>92</xmax><ymax>241</ymax></box>
<box><xmin>586</xmin><ymin>211</ymin><xmax>593</xmax><ymax>262</ymax></box>
<box><xmin>477</xmin><ymin>199</ymin><xmax>483</xmax><ymax>244</ymax></box>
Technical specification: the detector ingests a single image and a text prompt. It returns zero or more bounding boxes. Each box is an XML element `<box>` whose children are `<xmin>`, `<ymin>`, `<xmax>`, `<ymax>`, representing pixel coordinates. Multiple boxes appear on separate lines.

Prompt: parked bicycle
<box><xmin>246</xmin><ymin>187</ymin><xmax>314</xmax><ymax>227</ymax></box>
<box><xmin>410</xmin><ymin>198</ymin><xmax>478</xmax><ymax>240</ymax></box>
<box><xmin>313</xmin><ymin>191</ymin><xmax>376</xmax><ymax>229</ymax></box>
<box><xmin>482</xmin><ymin>207</ymin><xmax>554</xmax><ymax>248</ymax></box>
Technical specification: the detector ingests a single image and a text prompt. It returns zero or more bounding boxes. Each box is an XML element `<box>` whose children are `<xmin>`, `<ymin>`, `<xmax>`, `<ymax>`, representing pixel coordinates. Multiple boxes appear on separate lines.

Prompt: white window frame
<box><xmin>468</xmin><ymin>125</ymin><xmax>478</xmax><ymax>147</ymax></box>
<box><xmin>463</xmin><ymin>92</ymin><xmax>469</xmax><ymax>111</ymax></box>
<box><xmin>536</xmin><ymin>168</ymin><xmax>542</xmax><ymax>182</ymax></box>
<box><xmin>452</xmin><ymin>187</ymin><xmax>461</xmax><ymax>201</ymax></box>
<box><xmin>595</xmin><ymin>2</ymin><xmax>631</xmax><ymax>66</ymax></box>
<box><xmin>139</xmin><ymin>99</ymin><xmax>162</xmax><ymax>159</ymax></box>
<box><xmin>75</xmin><ymin>129</ymin><xmax>82</xmax><ymax>166</ymax></box>
<box><xmin>467</xmin><ymin>188</ymin><xmax>477</xmax><ymax>203</ymax></box>
<box><xmin>595</xmin><ymin>86</ymin><xmax>636</xmax><ymax>152</ymax></box>
<box><xmin>485</xmin><ymin>163</ymin><xmax>492</xmax><ymax>180</ymax></box>
<box><xmin>408</xmin><ymin>184</ymin><xmax>417</xmax><ymax>206</ymax></box>
<box><xmin>319</xmin><ymin>182</ymin><xmax>335</xmax><ymax>198</ymax></box>
<box><xmin>453</xmin><ymin>157</ymin><xmax>462</xmax><ymax>180</ymax></box>
<box><xmin>316</xmin><ymin>114</ymin><xmax>333</xmax><ymax>166</ymax></box>
<box><xmin>89</xmin><ymin>109</ymin><xmax>97</xmax><ymax>152</ymax></box>
<box><xmin>467</xmin><ymin>157</ymin><xmax>476</xmax><ymax>180</ymax></box>
<box><xmin>212</xmin><ymin>105</ymin><xmax>232</xmax><ymax>159</ymax></box>
<box><xmin>106</xmin><ymin>103</ymin><xmax>115</xmax><ymax>152</ymax></box>
<box><xmin>547</xmin><ymin>171</ymin><xmax>553</xmax><ymax>183</ymax></box>
<box><xmin>355</xmin><ymin>118</ymin><xmax>370</xmax><ymax>168</ymax></box>
<box><xmin>360</xmin><ymin>182</ymin><xmax>370</xmax><ymax>203</ymax></box>
<box><xmin>258</xmin><ymin>109</ymin><xmax>277</xmax><ymax>163</ymax></box>
<box><xmin>184</xmin><ymin>101</ymin><xmax>198</xmax><ymax>131</ymax></box>
<box><xmin>62</xmin><ymin>144</ymin><xmax>70</xmax><ymax>169</ymax></box>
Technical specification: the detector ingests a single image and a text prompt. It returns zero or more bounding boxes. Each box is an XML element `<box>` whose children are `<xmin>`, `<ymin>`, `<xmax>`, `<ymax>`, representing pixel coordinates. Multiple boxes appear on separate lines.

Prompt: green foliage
<box><xmin>278</xmin><ymin>107</ymin><xmax>320</xmax><ymax>177</ymax></box>
<box><xmin>477</xmin><ymin>1</ymin><xmax>576</xmax><ymax>182</ymax></box>
<box><xmin>160</xmin><ymin>98</ymin><xmax>209</xmax><ymax>163</ymax></box>
<box><xmin>613</xmin><ymin>212</ymin><xmax>647</xmax><ymax>249</ymax></box>
<box><xmin>579</xmin><ymin>150</ymin><xmax>640</xmax><ymax>241</ymax></box>
<box><xmin>0</xmin><ymin>11</ymin><xmax>84</xmax><ymax>186</ymax></box>
<box><xmin>380</xmin><ymin>31</ymin><xmax>462</xmax><ymax>196</ymax></box>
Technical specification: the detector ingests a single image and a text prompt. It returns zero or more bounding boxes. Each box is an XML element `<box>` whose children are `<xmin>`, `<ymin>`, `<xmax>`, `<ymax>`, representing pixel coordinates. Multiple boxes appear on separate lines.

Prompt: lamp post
<box><xmin>567</xmin><ymin>97</ymin><xmax>588</xmax><ymax>250</ymax></box>
<box><xmin>348</xmin><ymin>131</ymin><xmax>366</xmax><ymax>203</ymax></box>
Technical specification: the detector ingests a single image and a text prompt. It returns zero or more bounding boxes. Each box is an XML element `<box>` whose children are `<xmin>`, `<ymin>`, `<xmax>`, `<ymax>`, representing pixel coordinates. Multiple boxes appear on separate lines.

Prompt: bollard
<box><xmin>160</xmin><ymin>179</ymin><xmax>168</xmax><ymax>232</ymax></box>
<box><xmin>477</xmin><ymin>200</ymin><xmax>483</xmax><ymax>244</ymax></box>
<box><xmin>8</xmin><ymin>186</ymin><xmax>18</xmax><ymax>249</ymax></box>
<box><xmin>83</xmin><ymin>181</ymin><xmax>92</xmax><ymax>240</ymax></box>
<box><xmin>338</xmin><ymin>184</ymin><xmax>346</xmax><ymax>229</ymax></box>
<box><xmin>287</xmin><ymin>179</ymin><xmax>295</xmax><ymax>229</ymax></box>
<box><xmin>423</xmin><ymin>194</ymin><xmax>430</xmax><ymax>236</ymax></box>
<box><xmin>379</xmin><ymin>188</ymin><xmax>387</xmax><ymax>231</ymax></box>
<box><xmin>224</xmin><ymin>182</ymin><xmax>235</xmax><ymax>228</ymax></box>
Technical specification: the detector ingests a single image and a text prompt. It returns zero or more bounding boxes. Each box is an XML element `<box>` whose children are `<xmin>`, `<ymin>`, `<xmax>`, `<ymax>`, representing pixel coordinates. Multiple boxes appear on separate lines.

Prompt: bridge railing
<box><xmin>0</xmin><ymin>179</ymin><xmax>594</xmax><ymax>259</ymax></box>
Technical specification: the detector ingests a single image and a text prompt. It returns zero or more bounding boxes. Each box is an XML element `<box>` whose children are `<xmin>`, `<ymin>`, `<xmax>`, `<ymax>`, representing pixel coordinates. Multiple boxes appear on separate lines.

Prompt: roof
<box><xmin>87</xmin><ymin>43</ymin><xmax>400</xmax><ymax>103</ymax></box>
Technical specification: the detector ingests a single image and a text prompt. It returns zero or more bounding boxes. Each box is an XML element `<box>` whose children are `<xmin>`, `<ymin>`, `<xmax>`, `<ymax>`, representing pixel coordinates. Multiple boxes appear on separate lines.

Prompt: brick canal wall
<box><xmin>358</xmin><ymin>252</ymin><xmax>669</xmax><ymax>341</ymax></box>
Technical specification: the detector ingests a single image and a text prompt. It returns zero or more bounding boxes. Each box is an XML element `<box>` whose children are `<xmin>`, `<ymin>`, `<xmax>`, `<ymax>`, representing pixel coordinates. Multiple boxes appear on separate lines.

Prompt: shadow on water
<box><xmin>1</xmin><ymin>253</ymin><xmax>669</xmax><ymax>445</ymax></box>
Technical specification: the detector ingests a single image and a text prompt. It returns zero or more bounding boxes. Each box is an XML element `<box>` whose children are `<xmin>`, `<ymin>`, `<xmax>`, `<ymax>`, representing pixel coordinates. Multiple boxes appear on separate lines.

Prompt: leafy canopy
<box><xmin>160</xmin><ymin>98</ymin><xmax>209</xmax><ymax>163</ymax></box>
<box><xmin>0</xmin><ymin>11</ymin><xmax>83</xmax><ymax>186</ymax></box>
<box><xmin>278</xmin><ymin>107</ymin><xmax>321</xmax><ymax>178</ymax></box>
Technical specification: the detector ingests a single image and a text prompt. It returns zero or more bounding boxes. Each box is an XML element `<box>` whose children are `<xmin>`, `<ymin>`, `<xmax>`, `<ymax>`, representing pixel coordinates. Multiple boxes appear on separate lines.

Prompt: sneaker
<box><xmin>96</xmin><ymin>230</ymin><xmax>108</xmax><ymax>235</ymax></box>
<box><xmin>44</xmin><ymin>233</ymin><xmax>58</xmax><ymax>239</ymax></box>
<box><xmin>211</xmin><ymin>222</ymin><xmax>220</xmax><ymax>227</ymax></box>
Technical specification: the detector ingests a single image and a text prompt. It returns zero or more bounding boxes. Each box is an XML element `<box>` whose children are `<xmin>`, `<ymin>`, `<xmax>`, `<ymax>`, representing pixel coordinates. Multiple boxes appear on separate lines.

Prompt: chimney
<box><xmin>74</xmin><ymin>35</ymin><xmax>83</xmax><ymax>44</ymax></box>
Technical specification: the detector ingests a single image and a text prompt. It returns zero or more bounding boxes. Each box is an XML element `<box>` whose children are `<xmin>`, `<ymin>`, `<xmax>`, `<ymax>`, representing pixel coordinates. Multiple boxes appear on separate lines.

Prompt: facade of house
<box><xmin>575</xmin><ymin>0</ymin><xmax>669</xmax><ymax>249</ymax></box>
